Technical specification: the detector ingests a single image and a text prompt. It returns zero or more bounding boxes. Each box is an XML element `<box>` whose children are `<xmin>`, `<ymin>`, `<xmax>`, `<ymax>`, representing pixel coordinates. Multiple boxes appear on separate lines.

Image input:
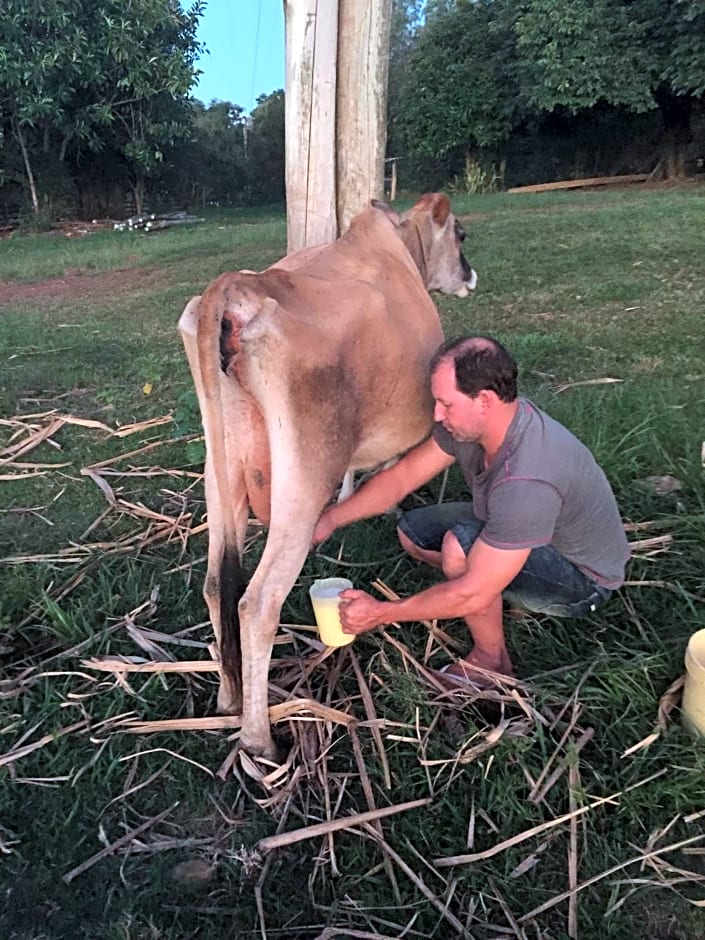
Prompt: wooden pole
<box><xmin>284</xmin><ymin>0</ymin><xmax>392</xmax><ymax>249</ymax></box>
<box><xmin>284</xmin><ymin>0</ymin><xmax>339</xmax><ymax>252</ymax></box>
<box><xmin>335</xmin><ymin>0</ymin><xmax>392</xmax><ymax>233</ymax></box>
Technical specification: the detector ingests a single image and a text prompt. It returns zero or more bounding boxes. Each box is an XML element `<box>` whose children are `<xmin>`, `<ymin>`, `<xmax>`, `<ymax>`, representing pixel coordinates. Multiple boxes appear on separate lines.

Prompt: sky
<box><xmin>192</xmin><ymin>0</ymin><xmax>285</xmax><ymax>115</ymax></box>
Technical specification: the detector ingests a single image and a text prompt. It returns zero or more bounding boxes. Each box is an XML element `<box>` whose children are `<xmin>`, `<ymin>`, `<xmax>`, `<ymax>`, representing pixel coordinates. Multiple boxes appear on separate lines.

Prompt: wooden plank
<box><xmin>336</xmin><ymin>0</ymin><xmax>392</xmax><ymax>233</ymax></box>
<box><xmin>284</xmin><ymin>0</ymin><xmax>339</xmax><ymax>251</ymax></box>
<box><xmin>507</xmin><ymin>174</ymin><xmax>649</xmax><ymax>194</ymax></box>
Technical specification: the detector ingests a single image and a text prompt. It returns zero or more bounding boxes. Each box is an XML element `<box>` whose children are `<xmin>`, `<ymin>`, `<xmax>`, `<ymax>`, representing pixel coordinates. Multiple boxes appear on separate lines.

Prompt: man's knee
<box><xmin>441</xmin><ymin>530</ymin><xmax>466</xmax><ymax>579</ymax></box>
<box><xmin>397</xmin><ymin>525</ymin><xmax>443</xmax><ymax>568</ymax></box>
<box><xmin>398</xmin><ymin>526</ymin><xmax>441</xmax><ymax>566</ymax></box>
<box><xmin>398</xmin><ymin>526</ymin><xmax>424</xmax><ymax>561</ymax></box>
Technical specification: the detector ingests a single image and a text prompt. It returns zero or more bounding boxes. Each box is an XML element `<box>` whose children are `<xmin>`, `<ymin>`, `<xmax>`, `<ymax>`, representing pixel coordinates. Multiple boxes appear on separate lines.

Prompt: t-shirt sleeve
<box><xmin>479</xmin><ymin>479</ymin><xmax>562</xmax><ymax>550</ymax></box>
<box><xmin>432</xmin><ymin>422</ymin><xmax>457</xmax><ymax>457</ymax></box>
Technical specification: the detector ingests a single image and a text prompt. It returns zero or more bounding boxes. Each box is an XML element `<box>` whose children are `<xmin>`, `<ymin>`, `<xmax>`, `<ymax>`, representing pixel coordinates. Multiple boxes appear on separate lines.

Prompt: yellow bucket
<box><xmin>682</xmin><ymin>628</ymin><xmax>705</xmax><ymax>737</ymax></box>
<box><xmin>309</xmin><ymin>577</ymin><xmax>355</xmax><ymax>647</ymax></box>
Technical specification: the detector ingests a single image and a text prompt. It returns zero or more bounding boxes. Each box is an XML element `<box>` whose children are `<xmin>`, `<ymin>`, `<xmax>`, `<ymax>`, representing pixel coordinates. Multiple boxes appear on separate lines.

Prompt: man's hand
<box><xmin>338</xmin><ymin>589</ymin><xmax>388</xmax><ymax>635</ymax></box>
<box><xmin>312</xmin><ymin>507</ymin><xmax>338</xmax><ymax>546</ymax></box>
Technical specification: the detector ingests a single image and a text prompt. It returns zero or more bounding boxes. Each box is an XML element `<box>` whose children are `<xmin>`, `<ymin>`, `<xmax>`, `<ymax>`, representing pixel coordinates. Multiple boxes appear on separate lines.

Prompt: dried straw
<box><xmin>62</xmin><ymin>803</ymin><xmax>177</xmax><ymax>883</ymax></box>
<box><xmin>518</xmin><ymin>832</ymin><xmax>705</xmax><ymax>925</ymax></box>
<box><xmin>568</xmin><ymin>763</ymin><xmax>581</xmax><ymax>938</ymax></box>
<box><xmin>434</xmin><ymin>769</ymin><xmax>668</xmax><ymax>867</ymax></box>
<box><xmin>552</xmin><ymin>377</ymin><xmax>623</xmax><ymax>394</ymax></box>
<box><xmin>257</xmin><ymin>798</ymin><xmax>431</xmax><ymax>852</ymax></box>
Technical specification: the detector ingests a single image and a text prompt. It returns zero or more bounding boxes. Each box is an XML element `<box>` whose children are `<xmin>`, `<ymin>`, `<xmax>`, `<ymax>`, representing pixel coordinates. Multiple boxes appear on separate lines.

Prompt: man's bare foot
<box><xmin>437</xmin><ymin>651</ymin><xmax>515</xmax><ymax>690</ymax></box>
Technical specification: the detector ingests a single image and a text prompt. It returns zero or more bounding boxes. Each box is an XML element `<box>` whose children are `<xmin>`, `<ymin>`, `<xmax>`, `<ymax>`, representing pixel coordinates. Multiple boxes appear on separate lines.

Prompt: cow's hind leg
<box><xmin>237</xmin><ymin>519</ymin><xmax>322</xmax><ymax>759</ymax></box>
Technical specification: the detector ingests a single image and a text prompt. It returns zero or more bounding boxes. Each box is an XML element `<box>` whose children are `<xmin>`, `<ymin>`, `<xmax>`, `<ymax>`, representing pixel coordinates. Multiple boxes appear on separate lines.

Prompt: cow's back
<box><xmin>239</xmin><ymin>208</ymin><xmax>442</xmax><ymax>479</ymax></box>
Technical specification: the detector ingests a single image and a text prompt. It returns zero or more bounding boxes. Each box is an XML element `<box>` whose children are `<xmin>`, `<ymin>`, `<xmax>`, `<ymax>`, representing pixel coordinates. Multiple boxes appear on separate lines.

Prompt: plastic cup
<box><xmin>682</xmin><ymin>628</ymin><xmax>705</xmax><ymax>737</ymax></box>
<box><xmin>309</xmin><ymin>577</ymin><xmax>354</xmax><ymax>647</ymax></box>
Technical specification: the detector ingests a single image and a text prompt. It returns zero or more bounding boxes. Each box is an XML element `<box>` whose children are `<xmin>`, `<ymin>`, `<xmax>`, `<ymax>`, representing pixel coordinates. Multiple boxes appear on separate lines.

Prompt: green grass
<box><xmin>1</xmin><ymin>185</ymin><xmax>705</xmax><ymax>939</ymax></box>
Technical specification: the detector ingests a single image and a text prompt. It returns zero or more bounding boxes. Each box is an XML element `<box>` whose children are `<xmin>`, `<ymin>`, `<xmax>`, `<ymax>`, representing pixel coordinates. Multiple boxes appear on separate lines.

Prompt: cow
<box><xmin>178</xmin><ymin>193</ymin><xmax>476</xmax><ymax>760</ymax></box>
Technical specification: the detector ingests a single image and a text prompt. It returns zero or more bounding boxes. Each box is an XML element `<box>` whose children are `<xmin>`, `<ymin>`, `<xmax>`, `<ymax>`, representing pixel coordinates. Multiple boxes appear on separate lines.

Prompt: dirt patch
<box><xmin>0</xmin><ymin>265</ymin><xmax>170</xmax><ymax>307</ymax></box>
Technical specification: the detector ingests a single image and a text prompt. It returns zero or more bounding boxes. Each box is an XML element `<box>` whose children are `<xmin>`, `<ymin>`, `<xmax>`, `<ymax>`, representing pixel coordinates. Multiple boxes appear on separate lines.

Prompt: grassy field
<box><xmin>1</xmin><ymin>184</ymin><xmax>705</xmax><ymax>940</ymax></box>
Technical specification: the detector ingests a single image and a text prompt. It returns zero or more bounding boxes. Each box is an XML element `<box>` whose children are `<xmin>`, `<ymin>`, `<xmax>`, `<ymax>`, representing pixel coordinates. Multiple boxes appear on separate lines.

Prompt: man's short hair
<box><xmin>430</xmin><ymin>335</ymin><xmax>518</xmax><ymax>403</ymax></box>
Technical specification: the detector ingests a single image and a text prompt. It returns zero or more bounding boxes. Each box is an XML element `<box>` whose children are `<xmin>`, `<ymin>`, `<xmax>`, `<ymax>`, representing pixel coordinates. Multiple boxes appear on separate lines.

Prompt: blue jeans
<box><xmin>397</xmin><ymin>502</ymin><xmax>612</xmax><ymax>618</ymax></box>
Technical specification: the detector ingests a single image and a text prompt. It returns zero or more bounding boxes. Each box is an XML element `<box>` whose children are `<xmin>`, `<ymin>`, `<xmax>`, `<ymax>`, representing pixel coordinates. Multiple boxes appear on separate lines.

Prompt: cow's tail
<box><xmin>217</xmin><ymin>544</ymin><xmax>247</xmax><ymax>700</ymax></box>
<box><xmin>196</xmin><ymin>276</ymin><xmax>247</xmax><ymax>700</ymax></box>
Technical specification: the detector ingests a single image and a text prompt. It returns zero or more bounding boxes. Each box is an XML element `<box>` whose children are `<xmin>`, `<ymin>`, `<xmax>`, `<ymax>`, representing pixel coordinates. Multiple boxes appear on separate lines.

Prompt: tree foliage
<box><xmin>514</xmin><ymin>0</ymin><xmax>652</xmax><ymax>112</ymax></box>
<box><xmin>2</xmin><ymin>0</ymin><xmax>704</xmax><ymax>217</ymax></box>
<box><xmin>246</xmin><ymin>90</ymin><xmax>285</xmax><ymax>203</ymax></box>
<box><xmin>0</xmin><ymin>0</ymin><xmax>205</xmax><ymax>214</ymax></box>
<box><xmin>514</xmin><ymin>0</ymin><xmax>705</xmax><ymax>111</ymax></box>
<box><xmin>396</xmin><ymin>0</ymin><xmax>520</xmax><ymax>162</ymax></box>
<box><xmin>515</xmin><ymin>0</ymin><xmax>705</xmax><ymax>174</ymax></box>
<box><xmin>392</xmin><ymin>0</ymin><xmax>705</xmax><ymax>182</ymax></box>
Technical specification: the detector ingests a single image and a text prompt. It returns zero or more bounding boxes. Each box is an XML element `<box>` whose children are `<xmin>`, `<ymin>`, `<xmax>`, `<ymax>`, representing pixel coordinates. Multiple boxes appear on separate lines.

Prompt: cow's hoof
<box><xmin>238</xmin><ymin>735</ymin><xmax>282</xmax><ymax>764</ymax></box>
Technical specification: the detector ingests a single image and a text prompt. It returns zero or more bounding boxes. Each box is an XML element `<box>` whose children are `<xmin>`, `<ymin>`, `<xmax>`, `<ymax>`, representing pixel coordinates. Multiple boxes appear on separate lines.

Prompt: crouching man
<box><xmin>312</xmin><ymin>335</ymin><xmax>630</xmax><ymax>687</ymax></box>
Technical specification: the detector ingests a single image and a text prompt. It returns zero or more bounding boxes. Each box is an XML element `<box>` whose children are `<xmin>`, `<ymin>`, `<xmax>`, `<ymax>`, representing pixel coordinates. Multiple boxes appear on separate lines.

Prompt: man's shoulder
<box><xmin>515</xmin><ymin>399</ymin><xmax>585</xmax><ymax>455</ymax></box>
<box><xmin>493</xmin><ymin>399</ymin><xmax>589</xmax><ymax>491</ymax></box>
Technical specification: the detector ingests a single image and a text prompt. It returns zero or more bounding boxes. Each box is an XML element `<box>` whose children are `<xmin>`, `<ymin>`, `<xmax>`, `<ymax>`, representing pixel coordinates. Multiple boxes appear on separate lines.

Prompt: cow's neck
<box><xmin>399</xmin><ymin>219</ymin><xmax>429</xmax><ymax>286</ymax></box>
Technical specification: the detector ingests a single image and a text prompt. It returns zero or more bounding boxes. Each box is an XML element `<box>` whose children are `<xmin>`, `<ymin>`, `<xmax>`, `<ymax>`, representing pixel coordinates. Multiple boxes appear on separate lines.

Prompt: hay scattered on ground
<box><xmin>2</xmin><ymin>408</ymin><xmax>702</xmax><ymax>937</ymax></box>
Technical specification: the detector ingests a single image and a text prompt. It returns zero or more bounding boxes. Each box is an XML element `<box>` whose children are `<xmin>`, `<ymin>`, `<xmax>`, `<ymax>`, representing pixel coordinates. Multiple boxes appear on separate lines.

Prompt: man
<box><xmin>312</xmin><ymin>335</ymin><xmax>630</xmax><ymax>687</ymax></box>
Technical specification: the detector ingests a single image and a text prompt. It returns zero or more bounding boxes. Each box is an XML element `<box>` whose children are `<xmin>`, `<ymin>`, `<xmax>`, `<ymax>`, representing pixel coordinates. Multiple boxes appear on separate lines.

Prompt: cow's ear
<box><xmin>371</xmin><ymin>198</ymin><xmax>401</xmax><ymax>226</ymax></box>
<box><xmin>410</xmin><ymin>193</ymin><xmax>451</xmax><ymax>227</ymax></box>
<box><xmin>412</xmin><ymin>193</ymin><xmax>451</xmax><ymax>227</ymax></box>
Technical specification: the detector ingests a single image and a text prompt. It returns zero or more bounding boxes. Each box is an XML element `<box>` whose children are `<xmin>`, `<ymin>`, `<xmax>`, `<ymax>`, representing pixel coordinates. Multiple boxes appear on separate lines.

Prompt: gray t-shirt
<box><xmin>433</xmin><ymin>398</ymin><xmax>630</xmax><ymax>588</ymax></box>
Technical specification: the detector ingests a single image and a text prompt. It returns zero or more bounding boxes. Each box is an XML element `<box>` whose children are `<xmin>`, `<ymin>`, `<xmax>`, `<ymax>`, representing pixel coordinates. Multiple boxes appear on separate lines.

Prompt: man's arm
<box><xmin>340</xmin><ymin>539</ymin><xmax>531</xmax><ymax>632</ymax></box>
<box><xmin>313</xmin><ymin>435</ymin><xmax>454</xmax><ymax>544</ymax></box>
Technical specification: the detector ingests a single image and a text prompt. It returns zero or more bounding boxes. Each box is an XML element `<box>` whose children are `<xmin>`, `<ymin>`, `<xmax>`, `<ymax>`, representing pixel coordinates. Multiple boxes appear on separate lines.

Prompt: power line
<box><xmin>250</xmin><ymin>0</ymin><xmax>263</xmax><ymax>111</ymax></box>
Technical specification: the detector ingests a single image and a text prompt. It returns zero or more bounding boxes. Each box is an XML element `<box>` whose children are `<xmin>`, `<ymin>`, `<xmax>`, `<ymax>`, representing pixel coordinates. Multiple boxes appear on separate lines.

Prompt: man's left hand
<box><xmin>338</xmin><ymin>589</ymin><xmax>387</xmax><ymax>635</ymax></box>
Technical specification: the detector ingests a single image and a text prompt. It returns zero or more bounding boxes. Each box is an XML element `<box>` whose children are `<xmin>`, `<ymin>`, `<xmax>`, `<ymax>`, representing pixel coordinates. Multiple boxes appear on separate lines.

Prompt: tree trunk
<box><xmin>12</xmin><ymin>114</ymin><xmax>40</xmax><ymax>214</ymax></box>
<box><xmin>654</xmin><ymin>87</ymin><xmax>692</xmax><ymax>180</ymax></box>
<box><xmin>130</xmin><ymin>176</ymin><xmax>145</xmax><ymax>216</ymax></box>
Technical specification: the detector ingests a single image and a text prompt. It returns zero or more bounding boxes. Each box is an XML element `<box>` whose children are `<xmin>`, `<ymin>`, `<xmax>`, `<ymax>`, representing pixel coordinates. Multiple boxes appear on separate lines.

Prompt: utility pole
<box><xmin>283</xmin><ymin>0</ymin><xmax>392</xmax><ymax>252</ymax></box>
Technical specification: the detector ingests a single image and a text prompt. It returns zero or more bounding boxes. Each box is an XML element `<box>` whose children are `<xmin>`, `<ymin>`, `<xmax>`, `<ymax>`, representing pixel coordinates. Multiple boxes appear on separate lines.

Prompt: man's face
<box><xmin>431</xmin><ymin>360</ymin><xmax>484</xmax><ymax>443</ymax></box>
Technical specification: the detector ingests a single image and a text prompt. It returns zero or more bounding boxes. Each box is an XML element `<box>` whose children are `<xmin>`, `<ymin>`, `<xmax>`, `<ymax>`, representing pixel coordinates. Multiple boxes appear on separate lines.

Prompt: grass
<box><xmin>1</xmin><ymin>183</ymin><xmax>705</xmax><ymax>939</ymax></box>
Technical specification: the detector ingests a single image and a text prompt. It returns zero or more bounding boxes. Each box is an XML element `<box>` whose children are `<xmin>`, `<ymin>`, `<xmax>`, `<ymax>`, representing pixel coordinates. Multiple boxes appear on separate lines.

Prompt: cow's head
<box><xmin>372</xmin><ymin>193</ymin><xmax>477</xmax><ymax>297</ymax></box>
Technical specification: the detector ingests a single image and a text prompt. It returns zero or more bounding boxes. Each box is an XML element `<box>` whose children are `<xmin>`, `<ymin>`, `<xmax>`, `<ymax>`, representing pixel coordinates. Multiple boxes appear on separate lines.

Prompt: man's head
<box><xmin>430</xmin><ymin>336</ymin><xmax>518</xmax><ymax>443</ymax></box>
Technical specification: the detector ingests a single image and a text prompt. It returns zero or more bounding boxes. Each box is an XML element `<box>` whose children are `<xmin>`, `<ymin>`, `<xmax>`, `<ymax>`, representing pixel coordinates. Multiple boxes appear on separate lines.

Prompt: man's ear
<box><xmin>478</xmin><ymin>389</ymin><xmax>494</xmax><ymax>412</ymax></box>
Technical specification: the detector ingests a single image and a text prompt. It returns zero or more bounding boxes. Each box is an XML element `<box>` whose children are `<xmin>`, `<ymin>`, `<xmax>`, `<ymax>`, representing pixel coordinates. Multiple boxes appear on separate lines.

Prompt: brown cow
<box><xmin>179</xmin><ymin>193</ymin><xmax>476</xmax><ymax>758</ymax></box>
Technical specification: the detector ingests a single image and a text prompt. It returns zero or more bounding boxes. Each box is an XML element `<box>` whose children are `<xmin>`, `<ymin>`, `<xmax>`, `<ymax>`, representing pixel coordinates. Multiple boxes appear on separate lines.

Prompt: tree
<box><xmin>0</xmin><ymin>0</ymin><xmax>205</xmax><ymax>216</ymax></box>
<box><xmin>514</xmin><ymin>0</ymin><xmax>705</xmax><ymax>176</ymax></box>
<box><xmin>0</xmin><ymin>0</ymin><xmax>91</xmax><ymax>212</ymax></box>
<box><xmin>246</xmin><ymin>90</ymin><xmax>285</xmax><ymax>203</ymax></box>
<box><xmin>386</xmin><ymin>1</ymin><xmax>425</xmax><ymax>170</ymax></box>
<box><xmin>395</xmin><ymin>0</ymin><xmax>521</xmax><ymax>178</ymax></box>
<box><xmin>170</xmin><ymin>99</ymin><xmax>248</xmax><ymax>208</ymax></box>
<box><xmin>88</xmin><ymin>0</ymin><xmax>205</xmax><ymax>213</ymax></box>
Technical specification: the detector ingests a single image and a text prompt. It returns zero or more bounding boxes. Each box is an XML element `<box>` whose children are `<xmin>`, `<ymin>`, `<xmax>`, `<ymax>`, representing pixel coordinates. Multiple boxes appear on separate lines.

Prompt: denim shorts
<box><xmin>397</xmin><ymin>502</ymin><xmax>613</xmax><ymax>618</ymax></box>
